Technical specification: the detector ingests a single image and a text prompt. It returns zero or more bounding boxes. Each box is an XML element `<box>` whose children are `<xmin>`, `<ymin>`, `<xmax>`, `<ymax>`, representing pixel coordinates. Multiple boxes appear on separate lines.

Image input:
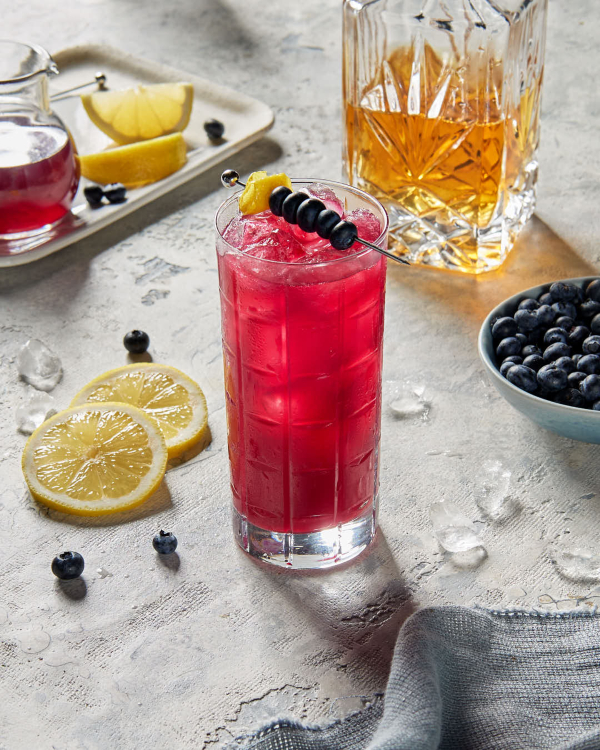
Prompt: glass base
<box><xmin>0</xmin><ymin>212</ymin><xmax>70</xmax><ymax>242</ymax></box>
<box><xmin>233</xmin><ymin>504</ymin><xmax>377</xmax><ymax>570</ymax></box>
<box><xmin>380</xmin><ymin>182</ymin><xmax>536</xmax><ymax>275</ymax></box>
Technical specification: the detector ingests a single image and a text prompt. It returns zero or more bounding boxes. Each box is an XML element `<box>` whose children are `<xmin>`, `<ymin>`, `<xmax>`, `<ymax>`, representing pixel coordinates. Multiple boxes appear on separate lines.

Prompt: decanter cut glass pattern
<box><xmin>343</xmin><ymin>0</ymin><xmax>548</xmax><ymax>273</ymax></box>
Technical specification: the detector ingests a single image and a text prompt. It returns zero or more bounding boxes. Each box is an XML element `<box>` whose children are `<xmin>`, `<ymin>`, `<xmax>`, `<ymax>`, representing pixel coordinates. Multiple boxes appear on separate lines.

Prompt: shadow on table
<box><xmin>0</xmin><ymin>135</ymin><xmax>283</xmax><ymax>299</ymax></box>
<box><xmin>386</xmin><ymin>215</ymin><xmax>597</xmax><ymax>324</ymax></box>
<box><xmin>247</xmin><ymin>530</ymin><xmax>416</xmax><ymax>690</ymax></box>
<box><xmin>36</xmin><ymin>479</ymin><xmax>173</xmax><ymax>527</ymax></box>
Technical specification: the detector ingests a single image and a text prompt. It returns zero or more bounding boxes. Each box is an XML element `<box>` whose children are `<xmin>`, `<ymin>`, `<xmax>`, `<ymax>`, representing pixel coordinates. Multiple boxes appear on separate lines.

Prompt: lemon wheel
<box><xmin>70</xmin><ymin>363</ymin><xmax>209</xmax><ymax>459</ymax></box>
<box><xmin>22</xmin><ymin>403</ymin><xmax>168</xmax><ymax>516</ymax></box>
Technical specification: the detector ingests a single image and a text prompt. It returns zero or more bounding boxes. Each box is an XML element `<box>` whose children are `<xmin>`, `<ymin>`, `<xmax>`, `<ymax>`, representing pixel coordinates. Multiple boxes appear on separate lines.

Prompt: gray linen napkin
<box><xmin>227</xmin><ymin>605</ymin><xmax>600</xmax><ymax>750</ymax></box>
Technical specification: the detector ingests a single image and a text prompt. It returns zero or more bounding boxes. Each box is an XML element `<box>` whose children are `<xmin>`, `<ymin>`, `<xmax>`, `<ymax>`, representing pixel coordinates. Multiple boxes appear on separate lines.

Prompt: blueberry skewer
<box><xmin>220</xmin><ymin>170</ymin><xmax>410</xmax><ymax>265</ymax></box>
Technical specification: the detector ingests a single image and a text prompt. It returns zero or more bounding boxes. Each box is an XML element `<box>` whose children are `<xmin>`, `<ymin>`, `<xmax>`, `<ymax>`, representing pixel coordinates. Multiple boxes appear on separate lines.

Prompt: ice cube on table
<box><xmin>305</xmin><ymin>183</ymin><xmax>344</xmax><ymax>215</ymax></box>
<box><xmin>17</xmin><ymin>339</ymin><xmax>62</xmax><ymax>392</ymax></box>
<box><xmin>388</xmin><ymin>383</ymin><xmax>430</xmax><ymax>420</ymax></box>
<box><xmin>429</xmin><ymin>500</ymin><xmax>482</xmax><ymax>552</ymax></box>
<box><xmin>550</xmin><ymin>545</ymin><xmax>600</xmax><ymax>583</ymax></box>
<box><xmin>16</xmin><ymin>391</ymin><xmax>56</xmax><ymax>435</ymax></box>
<box><xmin>475</xmin><ymin>460</ymin><xmax>514</xmax><ymax>521</ymax></box>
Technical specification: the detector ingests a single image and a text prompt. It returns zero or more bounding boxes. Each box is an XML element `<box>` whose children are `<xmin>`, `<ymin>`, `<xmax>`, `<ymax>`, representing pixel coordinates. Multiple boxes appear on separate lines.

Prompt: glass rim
<box><xmin>0</xmin><ymin>40</ymin><xmax>56</xmax><ymax>85</ymax></box>
<box><xmin>215</xmin><ymin>177</ymin><xmax>389</xmax><ymax>267</ymax></box>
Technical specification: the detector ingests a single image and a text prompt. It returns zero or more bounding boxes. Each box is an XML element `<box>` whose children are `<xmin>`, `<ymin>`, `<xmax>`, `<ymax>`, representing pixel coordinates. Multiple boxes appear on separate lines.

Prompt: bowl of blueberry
<box><xmin>479</xmin><ymin>277</ymin><xmax>600</xmax><ymax>443</ymax></box>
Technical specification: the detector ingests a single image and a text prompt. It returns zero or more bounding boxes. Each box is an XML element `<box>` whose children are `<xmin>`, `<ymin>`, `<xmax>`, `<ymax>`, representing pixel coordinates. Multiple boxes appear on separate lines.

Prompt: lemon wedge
<box><xmin>22</xmin><ymin>403</ymin><xmax>167</xmax><ymax>516</ymax></box>
<box><xmin>70</xmin><ymin>364</ymin><xmax>209</xmax><ymax>459</ymax></box>
<box><xmin>81</xmin><ymin>82</ymin><xmax>194</xmax><ymax>145</ymax></box>
<box><xmin>78</xmin><ymin>132</ymin><xmax>187</xmax><ymax>188</ymax></box>
<box><xmin>239</xmin><ymin>171</ymin><xmax>292</xmax><ymax>215</ymax></box>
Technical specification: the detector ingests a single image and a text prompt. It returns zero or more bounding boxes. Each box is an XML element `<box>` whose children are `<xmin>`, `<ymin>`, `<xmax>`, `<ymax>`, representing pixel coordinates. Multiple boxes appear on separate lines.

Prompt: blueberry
<box><xmin>282</xmin><ymin>192</ymin><xmax>309</xmax><ymax>224</ymax></box>
<box><xmin>536</xmin><ymin>305</ymin><xmax>555</xmax><ymax>327</ymax></box>
<box><xmin>555</xmin><ymin>316</ymin><xmax>575</xmax><ymax>331</ymax></box>
<box><xmin>543</xmin><ymin>328</ymin><xmax>568</xmax><ymax>346</ymax></box>
<box><xmin>496</xmin><ymin>337</ymin><xmax>522</xmax><ymax>360</ymax></box>
<box><xmin>296</xmin><ymin>198</ymin><xmax>326</xmax><ymax>233</ymax></box>
<box><xmin>583</xmin><ymin>335</ymin><xmax>600</xmax><ymax>355</ymax></box>
<box><xmin>578</xmin><ymin>300</ymin><xmax>600</xmax><ymax>319</ymax></box>
<box><xmin>269</xmin><ymin>186</ymin><xmax>292</xmax><ymax>217</ymax></box>
<box><xmin>104</xmin><ymin>183</ymin><xmax>127</xmax><ymax>204</ymax></box>
<box><xmin>538</xmin><ymin>292</ymin><xmax>553</xmax><ymax>306</ymax></box>
<box><xmin>554</xmin><ymin>388</ymin><xmax>586</xmax><ymax>408</ymax></box>
<box><xmin>84</xmin><ymin>184</ymin><xmax>104</xmax><ymax>206</ymax></box>
<box><xmin>152</xmin><ymin>530</ymin><xmax>178</xmax><ymax>555</ymax></box>
<box><xmin>580</xmin><ymin>374</ymin><xmax>600</xmax><ymax>402</ymax></box>
<box><xmin>521</xmin><ymin>344</ymin><xmax>540</xmax><ymax>357</ymax></box>
<box><xmin>124</xmin><ymin>330</ymin><xmax>150</xmax><ymax>354</ymax></box>
<box><xmin>514</xmin><ymin>308</ymin><xmax>539</xmax><ymax>332</ymax></box>
<box><xmin>51</xmin><ymin>551</ymin><xmax>84</xmax><ymax>580</ymax></box>
<box><xmin>543</xmin><ymin>342</ymin><xmax>571</xmax><ymax>362</ymax></box>
<box><xmin>537</xmin><ymin>365</ymin><xmax>568</xmax><ymax>392</ymax></box>
<box><xmin>572</xmin><ymin>353</ymin><xmax>583</xmax><ymax>367</ymax></box>
<box><xmin>515</xmin><ymin>333</ymin><xmax>528</xmax><ymax>347</ymax></box>
<box><xmin>518</xmin><ymin>298</ymin><xmax>539</xmax><ymax>311</ymax></box>
<box><xmin>585</xmin><ymin>279</ymin><xmax>600</xmax><ymax>302</ymax></box>
<box><xmin>554</xmin><ymin>356</ymin><xmax>576</xmax><ymax>374</ymax></box>
<box><xmin>204</xmin><ymin>118</ymin><xmax>225</xmax><ymax>140</ymax></box>
<box><xmin>568</xmin><ymin>326</ymin><xmax>590</xmax><ymax>348</ymax></box>
<box><xmin>500</xmin><ymin>360</ymin><xmax>516</xmax><ymax>377</ymax></box>
<box><xmin>552</xmin><ymin>301</ymin><xmax>577</xmax><ymax>320</ymax></box>
<box><xmin>329</xmin><ymin>221</ymin><xmax>358</xmax><ymax>250</ymax></box>
<box><xmin>568</xmin><ymin>371</ymin><xmax>587</xmax><ymax>388</ymax></box>
<box><xmin>590</xmin><ymin>313</ymin><xmax>600</xmax><ymax>335</ymax></box>
<box><xmin>523</xmin><ymin>354</ymin><xmax>544</xmax><ymax>372</ymax></box>
<box><xmin>527</xmin><ymin>329</ymin><xmax>543</xmax><ymax>345</ymax></box>
<box><xmin>550</xmin><ymin>281</ymin><xmax>579</xmax><ymax>302</ymax></box>
<box><xmin>315</xmin><ymin>209</ymin><xmax>341</xmax><ymax>239</ymax></box>
<box><xmin>506</xmin><ymin>365</ymin><xmax>538</xmax><ymax>393</ymax></box>
<box><xmin>579</xmin><ymin>354</ymin><xmax>600</xmax><ymax>375</ymax></box>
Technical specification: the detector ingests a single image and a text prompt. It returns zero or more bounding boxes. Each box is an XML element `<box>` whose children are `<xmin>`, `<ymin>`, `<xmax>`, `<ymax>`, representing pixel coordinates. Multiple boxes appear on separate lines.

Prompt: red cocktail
<box><xmin>216</xmin><ymin>179</ymin><xmax>388</xmax><ymax>568</ymax></box>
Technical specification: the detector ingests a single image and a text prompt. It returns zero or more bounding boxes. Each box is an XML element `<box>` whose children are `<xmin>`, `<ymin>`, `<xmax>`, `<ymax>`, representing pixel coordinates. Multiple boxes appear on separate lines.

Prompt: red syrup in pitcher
<box><xmin>0</xmin><ymin>115</ymin><xmax>80</xmax><ymax>236</ymax></box>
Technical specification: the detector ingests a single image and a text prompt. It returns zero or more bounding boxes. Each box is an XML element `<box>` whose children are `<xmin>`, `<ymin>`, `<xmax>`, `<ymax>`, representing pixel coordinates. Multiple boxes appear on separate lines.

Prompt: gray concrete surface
<box><xmin>2</xmin><ymin>1</ymin><xmax>600</xmax><ymax>748</ymax></box>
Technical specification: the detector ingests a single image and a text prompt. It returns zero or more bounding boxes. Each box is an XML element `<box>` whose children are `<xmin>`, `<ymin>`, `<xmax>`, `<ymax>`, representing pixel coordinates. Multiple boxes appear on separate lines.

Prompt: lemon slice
<box><xmin>22</xmin><ymin>403</ymin><xmax>167</xmax><ymax>516</ymax></box>
<box><xmin>239</xmin><ymin>171</ymin><xmax>292</xmax><ymax>215</ymax></box>
<box><xmin>81</xmin><ymin>82</ymin><xmax>194</xmax><ymax>145</ymax></box>
<box><xmin>78</xmin><ymin>132</ymin><xmax>187</xmax><ymax>188</ymax></box>
<box><xmin>70</xmin><ymin>364</ymin><xmax>209</xmax><ymax>459</ymax></box>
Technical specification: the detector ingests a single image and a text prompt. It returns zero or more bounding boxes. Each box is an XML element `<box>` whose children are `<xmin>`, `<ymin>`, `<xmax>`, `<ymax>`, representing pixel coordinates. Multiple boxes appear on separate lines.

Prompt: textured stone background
<box><xmin>1</xmin><ymin>1</ymin><xmax>600</xmax><ymax>748</ymax></box>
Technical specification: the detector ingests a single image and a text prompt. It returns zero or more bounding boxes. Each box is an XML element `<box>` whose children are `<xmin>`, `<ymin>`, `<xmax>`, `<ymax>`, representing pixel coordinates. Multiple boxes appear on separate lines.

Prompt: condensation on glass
<box><xmin>343</xmin><ymin>0</ymin><xmax>548</xmax><ymax>274</ymax></box>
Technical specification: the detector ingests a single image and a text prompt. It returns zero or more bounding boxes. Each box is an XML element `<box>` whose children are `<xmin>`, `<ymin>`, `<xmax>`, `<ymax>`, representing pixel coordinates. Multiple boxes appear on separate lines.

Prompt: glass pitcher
<box><xmin>343</xmin><ymin>0</ymin><xmax>548</xmax><ymax>274</ymax></box>
<box><xmin>0</xmin><ymin>40</ymin><xmax>80</xmax><ymax>239</ymax></box>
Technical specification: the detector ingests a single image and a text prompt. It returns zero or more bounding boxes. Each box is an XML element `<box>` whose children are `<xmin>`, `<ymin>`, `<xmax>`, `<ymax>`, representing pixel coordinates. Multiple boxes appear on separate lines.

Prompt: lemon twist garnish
<box><xmin>239</xmin><ymin>171</ymin><xmax>292</xmax><ymax>215</ymax></box>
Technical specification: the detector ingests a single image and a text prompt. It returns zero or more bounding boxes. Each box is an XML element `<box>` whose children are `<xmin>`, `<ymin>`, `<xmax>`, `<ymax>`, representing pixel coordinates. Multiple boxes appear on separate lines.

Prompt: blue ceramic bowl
<box><xmin>478</xmin><ymin>277</ymin><xmax>600</xmax><ymax>444</ymax></box>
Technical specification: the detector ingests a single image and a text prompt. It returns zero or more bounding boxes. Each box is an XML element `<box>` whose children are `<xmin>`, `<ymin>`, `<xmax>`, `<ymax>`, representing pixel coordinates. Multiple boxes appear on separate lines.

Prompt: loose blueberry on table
<box><xmin>124</xmin><ymin>330</ymin><xmax>150</xmax><ymax>354</ymax></box>
<box><xmin>491</xmin><ymin>279</ymin><xmax>600</xmax><ymax>410</ymax></box>
<box><xmin>153</xmin><ymin>530</ymin><xmax>178</xmax><ymax>555</ymax></box>
<box><xmin>52</xmin><ymin>551</ymin><xmax>85</xmax><ymax>580</ymax></box>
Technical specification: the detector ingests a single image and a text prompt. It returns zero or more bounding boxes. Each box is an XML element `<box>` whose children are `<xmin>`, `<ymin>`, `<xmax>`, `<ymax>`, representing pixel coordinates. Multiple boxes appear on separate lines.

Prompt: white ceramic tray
<box><xmin>0</xmin><ymin>44</ymin><xmax>274</xmax><ymax>267</ymax></box>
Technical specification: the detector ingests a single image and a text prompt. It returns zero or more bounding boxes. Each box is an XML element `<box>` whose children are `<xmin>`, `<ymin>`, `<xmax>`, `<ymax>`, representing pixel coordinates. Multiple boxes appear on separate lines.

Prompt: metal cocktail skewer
<box><xmin>50</xmin><ymin>72</ymin><xmax>107</xmax><ymax>102</ymax></box>
<box><xmin>220</xmin><ymin>170</ymin><xmax>410</xmax><ymax>265</ymax></box>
